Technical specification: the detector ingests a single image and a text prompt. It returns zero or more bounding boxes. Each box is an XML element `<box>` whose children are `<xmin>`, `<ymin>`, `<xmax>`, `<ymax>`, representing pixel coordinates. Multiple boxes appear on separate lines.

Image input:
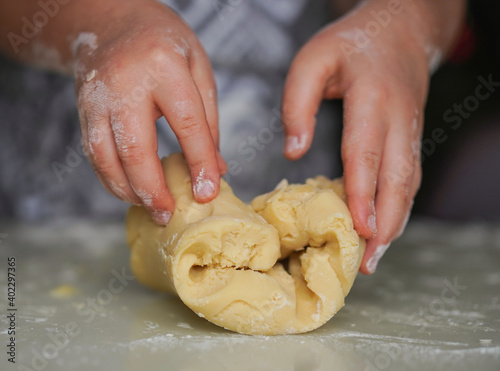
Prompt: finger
<box><xmin>188</xmin><ymin>46</ymin><xmax>227</xmax><ymax>174</ymax></box>
<box><xmin>342</xmin><ymin>85</ymin><xmax>387</xmax><ymax>240</ymax></box>
<box><xmin>282</xmin><ymin>37</ymin><xmax>340</xmax><ymax>160</ymax></box>
<box><xmin>81</xmin><ymin>109</ymin><xmax>142</xmax><ymax>205</ymax></box>
<box><xmin>78</xmin><ymin>108</ymin><xmax>90</xmax><ymax>157</ymax></box>
<box><xmin>153</xmin><ymin>64</ymin><xmax>220</xmax><ymax>203</ymax></box>
<box><xmin>111</xmin><ymin>107</ymin><xmax>175</xmax><ymax>225</ymax></box>
<box><xmin>409</xmin><ymin>134</ymin><xmax>423</xmax><ymax>202</ymax></box>
<box><xmin>87</xmin><ymin>116</ymin><xmax>143</xmax><ymax>205</ymax></box>
<box><xmin>189</xmin><ymin>45</ymin><xmax>220</xmax><ymax>148</ymax></box>
<box><xmin>78</xmin><ymin>105</ymin><xmax>110</xmax><ymax>193</ymax></box>
<box><xmin>360</xmin><ymin>122</ymin><xmax>415</xmax><ymax>275</ymax></box>
<box><xmin>79</xmin><ymin>110</ymin><xmax>118</xmax><ymax>198</ymax></box>
<box><xmin>395</xmin><ymin>140</ymin><xmax>422</xmax><ymax>239</ymax></box>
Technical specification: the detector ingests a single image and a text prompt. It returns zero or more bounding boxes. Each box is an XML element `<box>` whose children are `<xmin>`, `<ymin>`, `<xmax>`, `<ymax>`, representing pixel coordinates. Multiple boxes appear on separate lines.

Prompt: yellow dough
<box><xmin>126</xmin><ymin>153</ymin><xmax>364</xmax><ymax>335</ymax></box>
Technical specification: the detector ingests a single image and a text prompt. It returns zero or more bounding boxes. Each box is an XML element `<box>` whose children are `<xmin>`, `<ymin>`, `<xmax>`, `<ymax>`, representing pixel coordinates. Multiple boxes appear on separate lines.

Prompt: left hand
<box><xmin>281</xmin><ymin>1</ymin><xmax>432</xmax><ymax>274</ymax></box>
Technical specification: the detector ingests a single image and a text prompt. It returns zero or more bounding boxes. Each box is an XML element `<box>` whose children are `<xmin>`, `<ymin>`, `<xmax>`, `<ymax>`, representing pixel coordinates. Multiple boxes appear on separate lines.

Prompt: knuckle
<box><xmin>148</xmin><ymin>44</ymin><xmax>173</xmax><ymax>64</ymax></box>
<box><xmin>117</xmin><ymin>144</ymin><xmax>147</xmax><ymax>167</ymax></box>
<box><xmin>177</xmin><ymin>117</ymin><xmax>202</xmax><ymax>139</ymax></box>
<box><xmin>92</xmin><ymin>158</ymin><xmax>116</xmax><ymax>181</ymax></box>
<box><xmin>395</xmin><ymin>176</ymin><xmax>412</xmax><ymax>195</ymax></box>
<box><xmin>345</xmin><ymin>187</ymin><xmax>372</xmax><ymax>206</ymax></box>
<box><xmin>147</xmin><ymin>41</ymin><xmax>187</xmax><ymax>66</ymax></box>
<box><xmin>383</xmin><ymin>171</ymin><xmax>412</xmax><ymax>198</ymax></box>
<box><xmin>358</xmin><ymin>150</ymin><xmax>381</xmax><ymax>170</ymax></box>
<box><xmin>359</xmin><ymin>81</ymin><xmax>391</xmax><ymax>104</ymax></box>
<box><xmin>281</xmin><ymin>100</ymin><xmax>301</xmax><ymax>125</ymax></box>
<box><xmin>342</xmin><ymin>150</ymin><xmax>381</xmax><ymax>181</ymax></box>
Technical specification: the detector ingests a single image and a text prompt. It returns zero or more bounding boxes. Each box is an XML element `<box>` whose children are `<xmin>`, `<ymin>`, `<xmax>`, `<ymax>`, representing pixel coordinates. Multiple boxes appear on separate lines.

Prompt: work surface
<box><xmin>0</xmin><ymin>220</ymin><xmax>499</xmax><ymax>371</ymax></box>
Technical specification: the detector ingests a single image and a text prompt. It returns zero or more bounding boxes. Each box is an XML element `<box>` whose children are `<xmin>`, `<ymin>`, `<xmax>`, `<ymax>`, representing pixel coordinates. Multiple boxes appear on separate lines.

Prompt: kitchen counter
<box><xmin>0</xmin><ymin>219</ymin><xmax>499</xmax><ymax>370</ymax></box>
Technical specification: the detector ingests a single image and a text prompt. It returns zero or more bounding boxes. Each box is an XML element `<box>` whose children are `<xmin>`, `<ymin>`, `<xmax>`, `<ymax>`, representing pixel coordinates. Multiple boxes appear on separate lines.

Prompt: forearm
<box><xmin>0</xmin><ymin>0</ymin><xmax>149</xmax><ymax>73</ymax></box>
<box><xmin>403</xmin><ymin>0</ymin><xmax>466</xmax><ymax>67</ymax></box>
<box><xmin>340</xmin><ymin>0</ymin><xmax>466</xmax><ymax>70</ymax></box>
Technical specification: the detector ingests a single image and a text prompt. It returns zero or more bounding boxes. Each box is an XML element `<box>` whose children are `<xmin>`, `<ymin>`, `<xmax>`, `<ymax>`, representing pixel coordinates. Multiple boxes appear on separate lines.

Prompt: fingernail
<box><xmin>368</xmin><ymin>214</ymin><xmax>377</xmax><ymax>235</ymax></box>
<box><xmin>194</xmin><ymin>178</ymin><xmax>215</xmax><ymax>199</ymax></box>
<box><xmin>285</xmin><ymin>134</ymin><xmax>307</xmax><ymax>154</ymax></box>
<box><xmin>366</xmin><ymin>243</ymin><xmax>390</xmax><ymax>274</ymax></box>
<box><xmin>152</xmin><ymin>210</ymin><xmax>172</xmax><ymax>225</ymax></box>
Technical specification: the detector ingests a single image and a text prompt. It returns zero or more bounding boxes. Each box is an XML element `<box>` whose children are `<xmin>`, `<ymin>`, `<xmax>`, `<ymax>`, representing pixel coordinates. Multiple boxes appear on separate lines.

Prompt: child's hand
<box><xmin>75</xmin><ymin>0</ymin><xmax>226</xmax><ymax>225</ymax></box>
<box><xmin>281</xmin><ymin>0</ymin><xmax>464</xmax><ymax>273</ymax></box>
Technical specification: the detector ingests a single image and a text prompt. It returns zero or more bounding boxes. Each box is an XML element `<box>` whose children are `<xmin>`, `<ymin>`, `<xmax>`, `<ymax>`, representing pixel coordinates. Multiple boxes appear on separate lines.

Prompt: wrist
<box><xmin>3</xmin><ymin>0</ymin><xmax>161</xmax><ymax>74</ymax></box>
<box><xmin>343</xmin><ymin>0</ymin><xmax>465</xmax><ymax>73</ymax></box>
<box><xmin>70</xmin><ymin>0</ymin><xmax>180</xmax><ymax>77</ymax></box>
<box><xmin>395</xmin><ymin>0</ymin><xmax>466</xmax><ymax>72</ymax></box>
<box><xmin>60</xmin><ymin>0</ymin><xmax>146</xmax><ymax>73</ymax></box>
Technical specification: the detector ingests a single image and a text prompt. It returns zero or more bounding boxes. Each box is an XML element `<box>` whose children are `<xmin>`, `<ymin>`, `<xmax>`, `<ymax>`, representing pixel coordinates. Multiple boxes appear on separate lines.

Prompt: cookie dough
<box><xmin>126</xmin><ymin>153</ymin><xmax>364</xmax><ymax>335</ymax></box>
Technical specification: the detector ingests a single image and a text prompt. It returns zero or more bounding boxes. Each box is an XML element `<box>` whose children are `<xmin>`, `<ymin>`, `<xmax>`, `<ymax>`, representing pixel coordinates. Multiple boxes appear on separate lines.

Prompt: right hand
<box><xmin>75</xmin><ymin>0</ymin><xmax>226</xmax><ymax>225</ymax></box>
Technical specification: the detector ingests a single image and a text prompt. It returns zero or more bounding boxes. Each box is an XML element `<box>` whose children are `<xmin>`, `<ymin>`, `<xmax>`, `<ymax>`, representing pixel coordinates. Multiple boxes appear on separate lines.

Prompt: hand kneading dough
<box><xmin>126</xmin><ymin>153</ymin><xmax>365</xmax><ymax>335</ymax></box>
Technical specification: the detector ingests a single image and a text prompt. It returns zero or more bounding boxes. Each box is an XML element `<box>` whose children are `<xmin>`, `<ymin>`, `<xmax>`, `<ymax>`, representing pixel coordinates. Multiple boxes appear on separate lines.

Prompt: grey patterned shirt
<box><xmin>0</xmin><ymin>0</ymin><xmax>342</xmax><ymax>221</ymax></box>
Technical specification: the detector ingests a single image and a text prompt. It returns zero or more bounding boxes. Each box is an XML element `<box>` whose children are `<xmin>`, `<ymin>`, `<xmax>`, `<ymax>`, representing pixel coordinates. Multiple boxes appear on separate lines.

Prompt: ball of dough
<box><xmin>126</xmin><ymin>153</ymin><xmax>364</xmax><ymax>335</ymax></box>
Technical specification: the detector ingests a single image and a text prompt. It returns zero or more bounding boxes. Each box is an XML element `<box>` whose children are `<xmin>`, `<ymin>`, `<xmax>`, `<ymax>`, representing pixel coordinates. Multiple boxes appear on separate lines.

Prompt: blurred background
<box><xmin>414</xmin><ymin>0</ymin><xmax>500</xmax><ymax>220</ymax></box>
<box><xmin>0</xmin><ymin>0</ymin><xmax>499</xmax><ymax>222</ymax></box>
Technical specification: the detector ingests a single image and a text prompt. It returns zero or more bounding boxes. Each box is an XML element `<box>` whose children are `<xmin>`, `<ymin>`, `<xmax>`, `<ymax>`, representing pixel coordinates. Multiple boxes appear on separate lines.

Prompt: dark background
<box><xmin>413</xmin><ymin>0</ymin><xmax>500</xmax><ymax>220</ymax></box>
